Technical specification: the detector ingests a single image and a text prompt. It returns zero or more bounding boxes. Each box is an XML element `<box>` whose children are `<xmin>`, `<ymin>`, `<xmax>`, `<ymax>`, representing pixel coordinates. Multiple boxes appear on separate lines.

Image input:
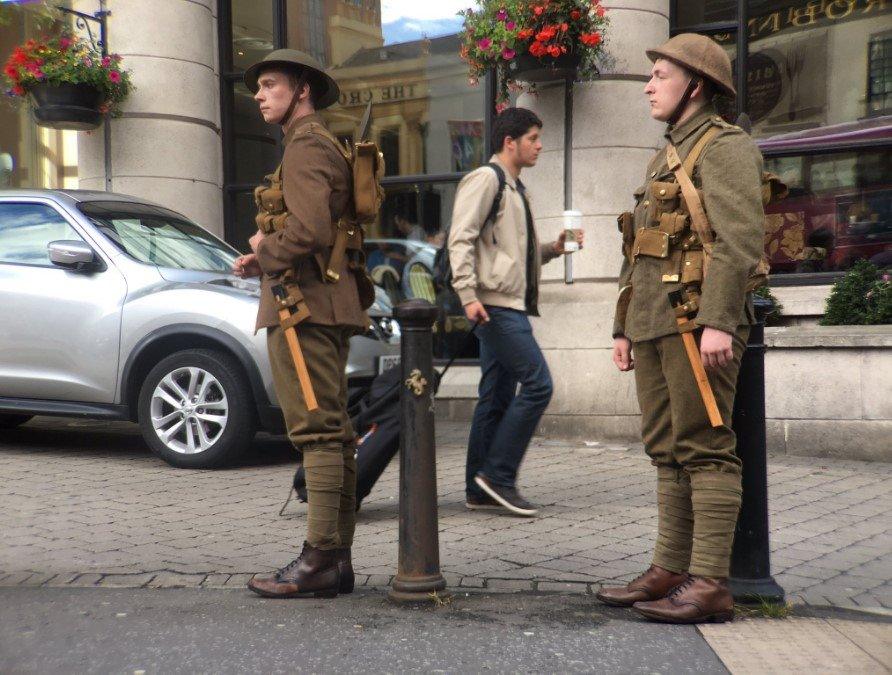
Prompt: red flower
<box><xmin>548</xmin><ymin>45</ymin><xmax>560</xmax><ymax>57</ymax></box>
<box><xmin>580</xmin><ymin>32</ymin><xmax>602</xmax><ymax>47</ymax></box>
<box><xmin>529</xmin><ymin>41</ymin><xmax>547</xmax><ymax>57</ymax></box>
<box><xmin>59</xmin><ymin>37</ymin><xmax>72</xmax><ymax>50</ymax></box>
<box><xmin>561</xmin><ymin>22</ymin><xmax>568</xmax><ymax>32</ymax></box>
<box><xmin>12</xmin><ymin>85</ymin><xmax>25</xmax><ymax>96</ymax></box>
<box><xmin>4</xmin><ymin>65</ymin><xmax>19</xmax><ymax>80</ymax></box>
<box><xmin>108</xmin><ymin>70</ymin><xmax>122</xmax><ymax>84</ymax></box>
<box><xmin>517</xmin><ymin>28</ymin><xmax>534</xmax><ymax>40</ymax></box>
<box><xmin>570</xmin><ymin>9</ymin><xmax>581</xmax><ymax>20</ymax></box>
<box><xmin>533</xmin><ymin>5</ymin><xmax>544</xmax><ymax>15</ymax></box>
<box><xmin>596</xmin><ymin>4</ymin><xmax>605</xmax><ymax>17</ymax></box>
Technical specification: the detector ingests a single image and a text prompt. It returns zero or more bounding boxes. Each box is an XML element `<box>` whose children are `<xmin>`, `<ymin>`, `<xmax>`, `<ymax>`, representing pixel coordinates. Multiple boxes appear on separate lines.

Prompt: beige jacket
<box><xmin>448</xmin><ymin>156</ymin><xmax>558</xmax><ymax>313</ymax></box>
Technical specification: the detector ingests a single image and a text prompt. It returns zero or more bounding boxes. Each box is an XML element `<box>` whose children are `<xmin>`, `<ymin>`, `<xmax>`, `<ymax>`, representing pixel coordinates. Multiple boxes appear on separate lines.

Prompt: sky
<box><xmin>380</xmin><ymin>0</ymin><xmax>469</xmax><ymax>24</ymax></box>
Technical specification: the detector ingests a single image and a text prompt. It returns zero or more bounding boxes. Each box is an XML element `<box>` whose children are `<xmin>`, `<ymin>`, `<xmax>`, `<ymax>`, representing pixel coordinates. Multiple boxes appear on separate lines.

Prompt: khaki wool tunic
<box><xmin>613</xmin><ymin>105</ymin><xmax>765</xmax><ymax>342</ymax></box>
<box><xmin>254</xmin><ymin>113</ymin><xmax>368</xmax><ymax>332</ymax></box>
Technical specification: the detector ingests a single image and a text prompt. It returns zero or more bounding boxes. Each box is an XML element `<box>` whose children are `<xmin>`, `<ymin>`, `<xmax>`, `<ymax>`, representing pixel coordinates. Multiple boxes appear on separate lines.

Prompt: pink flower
<box><xmin>495</xmin><ymin>101</ymin><xmax>509</xmax><ymax>114</ymax></box>
<box><xmin>496</xmin><ymin>8</ymin><xmax>508</xmax><ymax>21</ymax></box>
<box><xmin>108</xmin><ymin>70</ymin><xmax>122</xmax><ymax>83</ymax></box>
<box><xmin>477</xmin><ymin>37</ymin><xmax>492</xmax><ymax>51</ymax></box>
<box><xmin>83</xmin><ymin>57</ymin><xmax>93</xmax><ymax>67</ymax></box>
<box><xmin>502</xmin><ymin>47</ymin><xmax>516</xmax><ymax>60</ymax></box>
<box><xmin>59</xmin><ymin>37</ymin><xmax>72</xmax><ymax>50</ymax></box>
<box><xmin>505</xmin><ymin>20</ymin><xmax>516</xmax><ymax>30</ymax></box>
<box><xmin>101</xmin><ymin>56</ymin><xmax>111</xmax><ymax>67</ymax></box>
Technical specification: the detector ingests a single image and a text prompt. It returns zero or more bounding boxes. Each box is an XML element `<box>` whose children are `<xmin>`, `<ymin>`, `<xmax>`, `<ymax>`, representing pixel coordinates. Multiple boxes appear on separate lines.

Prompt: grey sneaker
<box><xmin>474</xmin><ymin>474</ymin><xmax>538</xmax><ymax>517</ymax></box>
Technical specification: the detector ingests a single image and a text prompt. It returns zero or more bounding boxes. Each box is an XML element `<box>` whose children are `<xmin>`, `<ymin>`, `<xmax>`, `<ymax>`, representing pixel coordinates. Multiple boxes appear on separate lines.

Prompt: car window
<box><xmin>79</xmin><ymin>201</ymin><xmax>238</xmax><ymax>273</ymax></box>
<box><xmin>0</xmin><ymin>202</ymin><xmax>84</xmax><ymax>267</ymax></box>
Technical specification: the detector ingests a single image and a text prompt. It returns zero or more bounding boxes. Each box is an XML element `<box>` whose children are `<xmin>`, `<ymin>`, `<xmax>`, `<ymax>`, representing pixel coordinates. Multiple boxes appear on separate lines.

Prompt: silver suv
<box><xmin>0</xmin><ymin>189</ymin><xmax>398</xmax><ymax>468</ymax></box>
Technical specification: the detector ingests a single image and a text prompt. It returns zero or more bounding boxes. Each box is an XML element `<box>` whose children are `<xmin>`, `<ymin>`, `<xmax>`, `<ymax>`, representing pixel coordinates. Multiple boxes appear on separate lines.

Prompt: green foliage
<box><xmin>752</xmin><ymin>284</ymin><xmax>784</xmax><ymax>326</ymax></box>
<box><xmin>821</xmin><ymin>260</ymin><xmax>891</xmax><ymax>326</ymax></box>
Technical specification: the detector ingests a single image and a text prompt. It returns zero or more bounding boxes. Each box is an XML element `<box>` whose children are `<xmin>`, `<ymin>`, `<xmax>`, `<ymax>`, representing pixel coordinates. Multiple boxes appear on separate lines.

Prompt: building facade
<box><xmin>1</xmin><ymin>0</ymin><xmax>889</xmax><ymax>457</ymax></box>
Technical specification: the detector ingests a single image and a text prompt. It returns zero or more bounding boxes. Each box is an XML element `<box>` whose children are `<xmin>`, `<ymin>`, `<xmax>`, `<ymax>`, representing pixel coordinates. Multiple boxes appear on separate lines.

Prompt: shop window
<box><xmin>674</xmin><ymin>1</ymin><xmax>736</xmax><ymax>28</ymax></box>
<box><xmin>739</xmin><ymin>1</ymin><xmax>892</xmax><ymax>138</ymax></box>
<box><xmin>763</xmin><ymin>148</ymin><xmax>891</xmax><ymax>274</ymax></box>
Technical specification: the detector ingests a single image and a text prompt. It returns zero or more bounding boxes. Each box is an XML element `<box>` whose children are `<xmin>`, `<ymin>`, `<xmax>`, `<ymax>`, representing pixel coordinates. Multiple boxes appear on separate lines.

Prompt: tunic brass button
<box><xmin>659</xmin><ymin>189</ymin><xmax>667</xmax><ymax>196</ymax></box>
<box><xmin>643</xmin><ymin>200</ymin><xmax>650</xmax><ymax>207</ymax></box>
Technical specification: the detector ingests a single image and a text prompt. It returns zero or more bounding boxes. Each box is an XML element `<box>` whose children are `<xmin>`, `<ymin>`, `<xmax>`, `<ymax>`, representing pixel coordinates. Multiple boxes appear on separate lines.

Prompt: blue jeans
<box><xmin>466</xmin><ymin>306</ymin><xmax>553</xmax><ymax>497</ymax></box>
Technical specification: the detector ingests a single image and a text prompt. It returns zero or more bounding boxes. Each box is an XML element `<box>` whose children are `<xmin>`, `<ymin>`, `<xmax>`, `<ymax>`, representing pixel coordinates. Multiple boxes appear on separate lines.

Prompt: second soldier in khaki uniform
<box><xmin>233</xmin><ymin>50</ymin><xmax>371</xmax><ymax>599</ymax></box>
<box><xmin>596</xmin><ymin>34</ymin><xmax>766</xmax><ymax>623</ymax></box>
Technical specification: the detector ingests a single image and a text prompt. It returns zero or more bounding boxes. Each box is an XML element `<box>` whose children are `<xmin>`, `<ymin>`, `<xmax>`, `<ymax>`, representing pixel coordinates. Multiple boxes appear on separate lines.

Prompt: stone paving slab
<box><xmin>699</xmin><ymin>617</ymin><xmax>892</xmax><ymax>673</ymax></box>
<box><xmin>1</xmin><ymin>417</ymin><xmax>890</xmax><ymax>613</ymax></box>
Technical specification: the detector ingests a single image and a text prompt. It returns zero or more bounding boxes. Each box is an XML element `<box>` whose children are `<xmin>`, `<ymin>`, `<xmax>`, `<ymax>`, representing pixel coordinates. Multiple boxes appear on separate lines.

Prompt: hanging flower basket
<box><xmin>3</xmin><ymin>34</ymin><xmax>132</xmax><ymax>131</ymax></box>
<box><xmin>459</xmin><ymin>0</ymin><xmax>610</xmax><ymax>108</ymax></box>
<box><xmin>507</xmin><ymin>50</ymin><xmax>581</xmax><ymax>83</ymax></box>
<box><xmin>29</xmin><ymin>81</ymin><xmax>103</xmax><ymax>130</ymax></box>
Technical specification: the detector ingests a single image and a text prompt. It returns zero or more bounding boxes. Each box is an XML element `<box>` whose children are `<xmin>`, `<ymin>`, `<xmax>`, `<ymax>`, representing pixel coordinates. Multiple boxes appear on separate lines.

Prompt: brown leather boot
<box><xmin>595</xmin><ymin>566</ymin><xmax>688</xmax><ymax>607</ymax></box>
<box><xmin>633</xmin><ymin>575</ymin><xmax>734</xmax><ymax>623</ymax></box>
<box><xmin>336</xmin><ymin>548</ymin><xmax>354</xmax><ymax>594</ymax></box>
<box><xmin>247</xmin><ymin>542</ymin><xmax>340</xmax><ymax>599</ymax></box>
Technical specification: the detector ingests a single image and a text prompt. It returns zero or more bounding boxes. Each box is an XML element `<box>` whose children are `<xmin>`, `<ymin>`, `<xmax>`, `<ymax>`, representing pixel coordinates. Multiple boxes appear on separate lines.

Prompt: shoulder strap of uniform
<box><xmin>666</xmin><ymin>125</ymin><xmax>721</xmax><ymax>246</ymax></box>
<box><xmin>298</xmin><ymin>123</ymin><xmax>353</xmax><ymax>164</ymax></box>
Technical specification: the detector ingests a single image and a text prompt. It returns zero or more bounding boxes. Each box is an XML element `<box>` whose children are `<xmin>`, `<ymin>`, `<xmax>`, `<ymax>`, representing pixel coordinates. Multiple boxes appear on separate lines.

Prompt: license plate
<box><xmin>377</xmin><ymin>354</ymin><xmax>400</xmax><ymax>374</ymax></box>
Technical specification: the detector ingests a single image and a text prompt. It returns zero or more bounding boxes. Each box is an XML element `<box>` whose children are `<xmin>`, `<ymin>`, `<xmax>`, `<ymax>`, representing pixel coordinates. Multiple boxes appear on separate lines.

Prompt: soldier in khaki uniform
<box><xmin>595</xmin><ymin>35</ymin><xmax>765</xmax><ymax>623</ymax></box>
<box><xmin>232</xmin><ymin>50</ymin><xmax>370</xmax><ymax>599</ymax></box>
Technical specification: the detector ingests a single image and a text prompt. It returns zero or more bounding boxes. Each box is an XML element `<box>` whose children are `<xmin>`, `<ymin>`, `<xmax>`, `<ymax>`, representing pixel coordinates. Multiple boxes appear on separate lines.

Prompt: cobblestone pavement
<box><xmin>1</xmin><ymin>417</ymin><xmax>890</xmax><ymax>613</ymax></box>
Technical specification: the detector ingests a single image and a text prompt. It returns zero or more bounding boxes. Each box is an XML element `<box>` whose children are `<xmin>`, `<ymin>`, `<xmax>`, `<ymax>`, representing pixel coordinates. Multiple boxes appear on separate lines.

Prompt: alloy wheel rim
<box><xmin>150</xmin><ymin>366</ymin><xmax>228</xmax><ymax>454</ymax></box>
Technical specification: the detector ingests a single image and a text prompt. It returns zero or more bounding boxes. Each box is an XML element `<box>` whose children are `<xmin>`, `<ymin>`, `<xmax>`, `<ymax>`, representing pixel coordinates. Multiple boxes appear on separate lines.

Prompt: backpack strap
<box><xmin>483</xmin><ymin>162</ymin><xmax>507</xmax><ymax>228</ymax></box>
<box><xmin>666</xmin><ymin>125</ymin><xmax>721</xmax><ymax>275</ymax></box>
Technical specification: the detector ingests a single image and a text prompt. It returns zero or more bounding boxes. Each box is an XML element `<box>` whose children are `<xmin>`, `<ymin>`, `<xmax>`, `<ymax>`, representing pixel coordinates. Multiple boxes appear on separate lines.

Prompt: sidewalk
<box><xmin>1</xmin><ymin>417</ymin><xmax>890</xmax><ymax>614</ymax></box>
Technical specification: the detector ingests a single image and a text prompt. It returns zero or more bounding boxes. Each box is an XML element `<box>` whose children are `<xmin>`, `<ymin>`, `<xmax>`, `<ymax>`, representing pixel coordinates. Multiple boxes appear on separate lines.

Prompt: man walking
<box><xmin>449</xmin><ymin>107</ymin><xmax>581</xmax><ymax>517</ymax></box>
<box><xmin>233</xmin><ymin>50</ymin><xmax>370</xmax><ymax>599</ymax></box>
<box><xmin>597</xmin><ymin>34</ymin><xmax>765</xmax><ymax>623</ymax></box>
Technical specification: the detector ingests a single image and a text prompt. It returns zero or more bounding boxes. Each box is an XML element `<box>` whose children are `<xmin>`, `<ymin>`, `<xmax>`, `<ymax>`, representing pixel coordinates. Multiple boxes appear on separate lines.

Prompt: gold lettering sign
<box><xmin>714</xmin><ymin>0</ymin><xmax>889</xmax><ymax>43</ymax></box>
<box><xmin>338</xmin><ymin>82</ymin><xmax>428</xmax><ymax>107</ymax></box>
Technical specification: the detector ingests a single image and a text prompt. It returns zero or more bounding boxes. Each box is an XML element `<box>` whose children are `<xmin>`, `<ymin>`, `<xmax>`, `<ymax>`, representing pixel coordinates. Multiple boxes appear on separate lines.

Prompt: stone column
<box><xmin>76</xmin><ymin>0</ymin><xmax>223</xmax><ymax>236</ymax></box>
<box><xmin>517</xmin><ymin>1</ymin><xmax>669</xmax><ymax>440</ymax></box>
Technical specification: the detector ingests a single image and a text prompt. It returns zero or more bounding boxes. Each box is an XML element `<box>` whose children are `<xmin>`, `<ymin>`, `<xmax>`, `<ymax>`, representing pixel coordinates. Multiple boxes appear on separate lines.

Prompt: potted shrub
<box><xmin>459</xmin><ymin>0</ymin><xmax>610</xmax><ymax>107</ymax></box>
<box><xmin>3</xmin><ymin>34</ymin><xmax>131</xmax><ymax>130</ymax></box>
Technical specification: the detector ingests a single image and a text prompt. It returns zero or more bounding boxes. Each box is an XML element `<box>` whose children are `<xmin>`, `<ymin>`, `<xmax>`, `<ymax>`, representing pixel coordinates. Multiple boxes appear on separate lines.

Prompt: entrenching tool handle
<box><xmin>669</xmin><ymin>291</ymin><xmax>723</xmax><ymax>428</ymax></box>
<box><xmin>272</xmin><ymin>285</ymin><xmax>318</xmax><ymax>412</ymax></box>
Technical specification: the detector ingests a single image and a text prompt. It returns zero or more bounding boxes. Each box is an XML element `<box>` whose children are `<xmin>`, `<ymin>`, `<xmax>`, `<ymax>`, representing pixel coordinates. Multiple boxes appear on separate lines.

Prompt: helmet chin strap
<box><xmin>279</xmin><ymin>71</ymin><xmax>308</xmax><ymax>127</ymax></box>
<box><xmin>668</xmin><ymin>77</ymin><xmax>700</xmax><ymax>126</ymax></box>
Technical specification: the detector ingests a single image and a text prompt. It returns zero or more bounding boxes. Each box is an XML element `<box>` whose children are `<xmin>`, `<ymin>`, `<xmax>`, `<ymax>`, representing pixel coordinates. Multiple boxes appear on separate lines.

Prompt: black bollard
<box><xmin>389</xmin><ymin>299</ymin><xmax>448</xmax><ymax>603</ymax></box>
<box><xmin>730</xmin><ymin>295</ymin><xmax>785</xmax><ymax>603</ymax></box>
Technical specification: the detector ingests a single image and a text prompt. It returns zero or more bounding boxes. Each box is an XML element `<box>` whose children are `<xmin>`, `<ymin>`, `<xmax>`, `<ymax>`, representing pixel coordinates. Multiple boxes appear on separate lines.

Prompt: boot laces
<box><xmin>276</xmin><ymin>543</ymin><xmax>310</xmax><ymax>579</ymax></box>
<box><xmin>667</xmin><ymin>575</ymin><xmax>695</xmax><ymax>599</ymax></box>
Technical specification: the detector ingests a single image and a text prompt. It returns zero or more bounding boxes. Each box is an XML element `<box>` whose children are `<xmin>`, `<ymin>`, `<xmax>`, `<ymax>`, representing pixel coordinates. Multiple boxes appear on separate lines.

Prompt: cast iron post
<box><xmin>730</xmin><ymin>295</ymin><xmax>785</xmax><ymax>603</ymax></box>
<box><xmin>389</xmin><ymin>299</ymin><xmax>448</xmax><ymax>603</ymax></box>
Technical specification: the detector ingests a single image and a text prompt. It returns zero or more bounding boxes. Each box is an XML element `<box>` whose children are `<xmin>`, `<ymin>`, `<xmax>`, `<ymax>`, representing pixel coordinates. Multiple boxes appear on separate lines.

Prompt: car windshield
<box><xmin>78</xmin><ymin>201</ymin><xmax>238</xmax><ymax>273</ymax></box>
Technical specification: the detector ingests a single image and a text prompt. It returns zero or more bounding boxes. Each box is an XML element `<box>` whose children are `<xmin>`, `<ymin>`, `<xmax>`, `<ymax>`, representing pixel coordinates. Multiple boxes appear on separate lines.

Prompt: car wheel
<box><xmin>0</xmin><ymin>414</ymin><xmax>33</xmax><ymax>429</ymax></box>
<box><xmin>137</xmin><ymin>348</ymin><xmax>256</xmax><ymax>468</ymax></box>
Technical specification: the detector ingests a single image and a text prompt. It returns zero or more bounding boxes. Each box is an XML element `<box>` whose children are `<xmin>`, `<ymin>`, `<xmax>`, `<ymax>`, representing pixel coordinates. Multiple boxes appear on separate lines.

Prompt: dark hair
<box><xmin>492</xmin><ymin>107</ymin><xmax>543</xmax><ymax>152</ymax></box>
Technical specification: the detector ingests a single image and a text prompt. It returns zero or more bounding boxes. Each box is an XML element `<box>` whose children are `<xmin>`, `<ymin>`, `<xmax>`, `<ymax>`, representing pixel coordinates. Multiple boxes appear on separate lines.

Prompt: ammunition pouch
<box><xmin>633</xmin><ymin>228</ymin><xmax>670</xmax><ymax>259</ymax></box>
<box><xmin>648</xmin><ymin>181</ymin><xmax>681</xmax><ymax>228</ymax></box>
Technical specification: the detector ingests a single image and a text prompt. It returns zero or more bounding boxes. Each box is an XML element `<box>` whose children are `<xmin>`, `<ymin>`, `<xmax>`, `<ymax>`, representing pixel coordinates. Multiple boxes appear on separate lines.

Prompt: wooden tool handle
<box><xmin>679</xmin><ymin>331</ymin><xmax>723</xmax><ymax>428</ymax></box>
<box><xmin>277</xmin><ymin>308</ymin><xmax>318</xmax><ymax>411</ymax></box>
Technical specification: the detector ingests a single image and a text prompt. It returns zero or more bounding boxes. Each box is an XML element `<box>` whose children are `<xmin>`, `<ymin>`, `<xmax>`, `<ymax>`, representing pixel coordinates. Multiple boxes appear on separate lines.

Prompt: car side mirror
<box><xmin>48</xmin><ymin>240</ymin><xmax>102</xmax><ymax>272</ymax></box>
